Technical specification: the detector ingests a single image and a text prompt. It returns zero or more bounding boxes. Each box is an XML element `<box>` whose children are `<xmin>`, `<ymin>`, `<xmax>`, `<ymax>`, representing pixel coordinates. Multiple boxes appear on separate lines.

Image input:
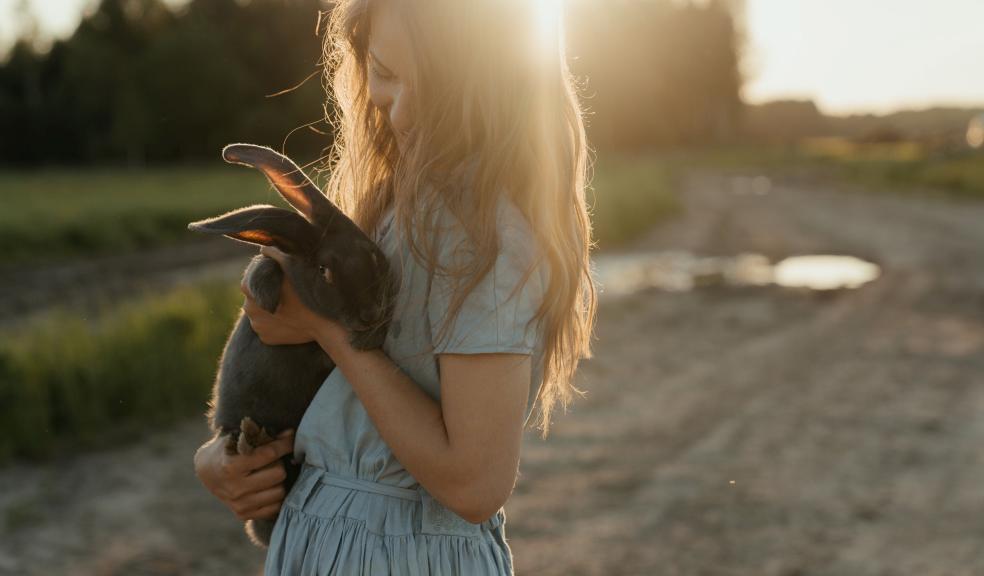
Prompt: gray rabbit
<box><xmin>188</xmin><ymin>144</ymin><xmax>396</xmax><ymax>547</ymax></box>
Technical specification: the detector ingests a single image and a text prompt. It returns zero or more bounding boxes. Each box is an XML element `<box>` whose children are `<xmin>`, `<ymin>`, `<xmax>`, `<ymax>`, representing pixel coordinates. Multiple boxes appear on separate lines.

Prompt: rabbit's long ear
<box><xmin>222</xmin><ymin>143</ymin><xmax>344</xmax><ymax>227</ymax></box>
<box><xmin>188</xmin><ymin>206</ymin><xmax>316</xmax><ymax>254</ymax></box>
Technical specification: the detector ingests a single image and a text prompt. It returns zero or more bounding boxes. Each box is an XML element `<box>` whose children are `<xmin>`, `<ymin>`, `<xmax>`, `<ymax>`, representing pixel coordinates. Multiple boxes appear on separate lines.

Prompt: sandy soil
<box><xmin>2</xmin><ymin>172</ymin><xmax>983</xmax><ymax>575</ymax></box>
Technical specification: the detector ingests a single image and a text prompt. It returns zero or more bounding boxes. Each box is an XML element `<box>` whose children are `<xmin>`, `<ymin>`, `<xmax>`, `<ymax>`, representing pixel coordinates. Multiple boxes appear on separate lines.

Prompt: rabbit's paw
<box><xmin>237</xmin><ymin>417</ymin><xmax>274</xmax><ymax>455</ymax></box>
<box><xmin>222</xmin><ymin>431</ymin><xmax>240</xmax><ymax>456</ymax></box>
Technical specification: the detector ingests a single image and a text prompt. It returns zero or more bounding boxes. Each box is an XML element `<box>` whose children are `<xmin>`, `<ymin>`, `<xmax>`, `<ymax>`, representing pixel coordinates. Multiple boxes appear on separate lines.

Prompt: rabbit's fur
<box><xmin>188</xmin><ymin>144</ymin><xmax>396</xmax><ymax>548</ymax></box>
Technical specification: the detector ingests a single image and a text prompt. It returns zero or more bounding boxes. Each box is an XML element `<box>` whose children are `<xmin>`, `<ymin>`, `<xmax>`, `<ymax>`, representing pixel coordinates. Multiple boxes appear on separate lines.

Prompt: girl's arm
<box><xmin>246</xmin><ymin>246</ymin><xmax>530</xmax><ymax>524</ymax></box>
<box><xmin>321</xmin><ymin>330</ymin><xmax>530</xmax><ymax>524</ymax></box>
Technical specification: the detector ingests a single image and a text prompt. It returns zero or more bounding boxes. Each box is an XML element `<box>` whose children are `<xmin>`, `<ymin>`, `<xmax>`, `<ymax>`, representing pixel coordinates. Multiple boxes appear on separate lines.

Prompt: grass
<box><xmin>694</xmin><ymin>140</ymin><xmax>984</xmax><ymax>200</ymax></box>
<box><xmin>0</xmin><ymin>166</ymin><xmax>294</xmax><ymax>264</ymax></box>
<box><xmin>0</xmin><ymin>282</ymin><xmax>242</xmax><ymax>464</ymax></box>
<box><xmin>588</xmin><ymin>154</ymin><xmax>680</xmax><ymax>247</ymax></box>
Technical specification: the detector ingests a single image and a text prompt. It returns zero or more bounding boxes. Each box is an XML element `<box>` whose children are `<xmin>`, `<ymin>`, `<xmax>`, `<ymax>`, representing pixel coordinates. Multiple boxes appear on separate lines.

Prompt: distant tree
<box><xmin>743</xmin><ymin>100</ymin><xmax>830</xmax><ymax>144</ymax></box>
<box><xmin>0</xmin><ymin>0</ymin><xmax>328</xmax><ymax>167</ymax></box>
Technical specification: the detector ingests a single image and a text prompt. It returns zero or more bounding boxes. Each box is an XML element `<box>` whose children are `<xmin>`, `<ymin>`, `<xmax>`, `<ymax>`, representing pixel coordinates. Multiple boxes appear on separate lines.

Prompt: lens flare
<box><xmin>535</xmin><ymin>0</ymin><xmax>563</xmax><ymax>53</ymax></box>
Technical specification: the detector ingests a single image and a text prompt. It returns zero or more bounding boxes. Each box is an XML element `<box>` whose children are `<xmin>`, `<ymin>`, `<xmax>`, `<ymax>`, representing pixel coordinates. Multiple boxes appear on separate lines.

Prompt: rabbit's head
<box><xmin>188</xmin><ymin>144</ymin><xmax>395</xmax><ymax>350</ymax></box>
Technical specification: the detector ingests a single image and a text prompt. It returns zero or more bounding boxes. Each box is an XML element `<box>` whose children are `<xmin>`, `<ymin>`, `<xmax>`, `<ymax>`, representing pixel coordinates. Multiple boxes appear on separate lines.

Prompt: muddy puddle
<box><xmin>593</xmin><ymin>251</ymin><xmax>881</xmax><ymax>300</ymax></box>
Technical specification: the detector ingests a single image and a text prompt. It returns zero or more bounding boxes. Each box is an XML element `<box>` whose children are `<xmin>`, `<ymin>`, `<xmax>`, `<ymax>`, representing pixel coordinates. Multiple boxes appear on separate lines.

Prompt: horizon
<box><xmin>2</xmin><ymin>0</ymin><xmax>984</xmax><ymax>117</ymax></box>
<box><xmin>744</xmin><ymin>0</ymin><xmax>984</xmax><ymax>115</ymax></box>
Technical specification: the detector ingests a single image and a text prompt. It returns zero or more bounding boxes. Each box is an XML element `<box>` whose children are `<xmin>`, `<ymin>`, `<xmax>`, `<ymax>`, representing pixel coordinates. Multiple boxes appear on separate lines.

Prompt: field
<box><xmin>0</xmin><ymin>167</ymin><xmax>288</xmax><ymax>264</ymax></box>
<box><xmin>698</xmin><ymin>139</ymin><xmax>984</xmax><ymax>199</ymax></box>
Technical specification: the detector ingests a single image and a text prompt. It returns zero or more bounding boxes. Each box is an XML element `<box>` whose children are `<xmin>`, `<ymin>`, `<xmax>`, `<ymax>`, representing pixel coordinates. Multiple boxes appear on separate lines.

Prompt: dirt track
<box><xmin>2</xmin><ymin>172</ymin><xmax>983</xmax><ymax>575</ymax></box>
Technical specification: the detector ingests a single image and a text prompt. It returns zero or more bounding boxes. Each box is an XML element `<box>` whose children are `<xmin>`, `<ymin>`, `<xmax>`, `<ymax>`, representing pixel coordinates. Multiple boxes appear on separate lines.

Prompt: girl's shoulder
<box><xmin>433</xmin><ymin>194</ymin><xmax>540</xmax><ymax>270</ymax></box>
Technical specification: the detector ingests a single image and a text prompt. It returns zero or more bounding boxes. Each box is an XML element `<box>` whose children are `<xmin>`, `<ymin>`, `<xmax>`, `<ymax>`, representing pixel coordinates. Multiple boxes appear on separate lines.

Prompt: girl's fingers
<box><xmin>241</xmin><ymin>461</ymin><xmax>289</xmax><ymax>494</ymax></box>
<box><xmin>231</xmin><ymin>484</ymin><xmax>287</xmax><ymax>520</ymax></box>
<box><xmin>224</xmin><ymin>433</ymin><xmax>294</xmax><ymax>476</ymax></box>
<box><xmin>250</xmin><ymin>434</ymin><xmax>295</xmax><ymax>468</ymax></box>
<box><xmin>242</xmin><ymin>296</ymin><xmax>266</xmax><ymax>320</ymax></box>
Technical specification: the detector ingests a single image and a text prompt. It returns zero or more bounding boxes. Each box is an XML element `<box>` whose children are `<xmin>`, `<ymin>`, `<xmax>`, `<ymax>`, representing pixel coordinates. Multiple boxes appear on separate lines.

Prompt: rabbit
<box><xmin>188</xmin><ymin>143</ymin><xmax>396</xmax><ymax>548</ymax></box>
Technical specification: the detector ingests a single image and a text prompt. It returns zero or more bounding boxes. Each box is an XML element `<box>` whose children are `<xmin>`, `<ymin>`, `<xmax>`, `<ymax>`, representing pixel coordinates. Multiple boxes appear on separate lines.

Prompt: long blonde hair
<box><xmin>320</xmin><ymin>0</ymin><xmax>596</xmax><ymax>436</ymax></box>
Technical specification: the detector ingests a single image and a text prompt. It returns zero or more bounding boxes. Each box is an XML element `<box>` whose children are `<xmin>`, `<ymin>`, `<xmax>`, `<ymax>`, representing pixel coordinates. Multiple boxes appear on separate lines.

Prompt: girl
<box><xmin>194</xmin><ymin>0</ymin><xmax>595</xmax><ymax>573</ymax></box>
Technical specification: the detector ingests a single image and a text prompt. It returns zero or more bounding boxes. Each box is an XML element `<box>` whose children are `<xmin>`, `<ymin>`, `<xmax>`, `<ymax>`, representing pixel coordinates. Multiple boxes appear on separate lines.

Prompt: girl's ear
<box><xmin>188</xmin><ymin>205</ymin><xmax>316</xmax><ymax>254</ymax></box>
<box><xmin>222</xmin><ymin>143</ymin><xmax>345</xmax><ymax>227</ymax></box>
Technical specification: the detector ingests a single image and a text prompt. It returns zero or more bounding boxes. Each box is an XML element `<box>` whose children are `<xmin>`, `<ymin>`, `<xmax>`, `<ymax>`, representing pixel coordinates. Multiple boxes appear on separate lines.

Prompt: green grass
<box><xmin>0</xmin><ymin>282</ymin><xmax>242</xmax><ymax>464</ymax></box>
<box><xmin>694</xmin><ymin>140</ymin><xmax>984</xmax><ymax>200</ymax></box>
<box><xmin>0</xmin><ymin>167</ymin><xmax>294</xmax><ymax>264</ymax></box>
<box><xmin>589</xmin><ymin>154</ymin><xmax>680</xmax><ymax>247</ymax></box>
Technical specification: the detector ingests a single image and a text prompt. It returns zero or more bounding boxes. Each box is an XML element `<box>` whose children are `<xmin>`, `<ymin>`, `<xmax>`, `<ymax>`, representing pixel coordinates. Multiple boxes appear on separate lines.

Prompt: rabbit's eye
<box><xmin>319</xmin><ymin>265</ymin><xmax>333</xmax><ymax>284</ymax></box>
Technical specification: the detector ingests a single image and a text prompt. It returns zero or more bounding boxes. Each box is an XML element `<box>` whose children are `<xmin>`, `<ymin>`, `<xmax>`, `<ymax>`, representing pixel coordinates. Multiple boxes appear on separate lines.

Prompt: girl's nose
<box><xmin>388</xmin><ymin>85</ymin><xmax>413</xmax><ymax>134</ymax></box>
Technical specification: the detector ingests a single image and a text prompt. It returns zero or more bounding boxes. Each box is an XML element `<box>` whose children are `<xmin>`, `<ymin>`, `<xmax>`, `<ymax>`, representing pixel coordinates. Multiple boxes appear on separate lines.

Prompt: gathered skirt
<box><xmin>264</xmin><ymin>463</ymin><xmax>514</xmax><ymax>575</ymax></box>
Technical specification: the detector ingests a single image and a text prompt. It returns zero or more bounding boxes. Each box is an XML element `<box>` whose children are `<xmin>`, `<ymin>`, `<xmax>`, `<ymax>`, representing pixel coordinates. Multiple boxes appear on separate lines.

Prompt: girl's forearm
<box><xmin>313</xmin><ymin>325</ymin><xmax>478</xmax><ymax>516</ymax></box>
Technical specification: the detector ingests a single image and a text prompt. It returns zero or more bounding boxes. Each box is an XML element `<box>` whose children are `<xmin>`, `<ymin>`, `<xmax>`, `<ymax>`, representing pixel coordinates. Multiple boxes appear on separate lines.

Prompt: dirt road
<box><xmin>507</xmin><ymin>173</ymin><xmax>984</xmax><ymax>575</ymax></box>
<box><xmin>2</xmin><ymin>172</ymin><xmax>983</xmax><ymax>575</ymax></box>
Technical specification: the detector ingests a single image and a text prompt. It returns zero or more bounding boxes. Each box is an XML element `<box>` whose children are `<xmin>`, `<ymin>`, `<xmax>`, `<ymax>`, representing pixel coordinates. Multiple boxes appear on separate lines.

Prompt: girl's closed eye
<box><xmin>369</xmin><ymin>53</ymin><xmax>396</xmax><ymax>81</ymax></box>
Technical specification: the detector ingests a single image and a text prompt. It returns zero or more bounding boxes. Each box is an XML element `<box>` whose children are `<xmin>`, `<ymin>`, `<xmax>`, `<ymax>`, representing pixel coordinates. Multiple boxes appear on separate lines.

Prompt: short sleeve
<box><xmin>427</xmin><ymin>204</ymin><xmax>546</xmax><ymax>356</ymax></box>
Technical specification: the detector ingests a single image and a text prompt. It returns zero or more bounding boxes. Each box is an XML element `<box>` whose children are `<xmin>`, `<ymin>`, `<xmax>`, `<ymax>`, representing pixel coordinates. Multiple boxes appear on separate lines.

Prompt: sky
<box><xmin>743</xmin><ymin>0</ymin><xmax>984</xmax><ymax>114</ymax></box>
<box><xmin>2</xmin><ymin>0</ymin><xmax>984</xmax><ymax>116</ymax></box>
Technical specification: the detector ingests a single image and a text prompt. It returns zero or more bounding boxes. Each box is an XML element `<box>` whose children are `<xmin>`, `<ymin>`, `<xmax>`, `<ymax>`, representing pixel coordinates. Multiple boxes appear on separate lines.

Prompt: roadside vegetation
<box><xmin>697</xmin><ymin>139</ymin><xmax>984</xmax><ymax>199</ymax></box>
<box><xmin>0</xmin><ymin>167</ymin><xmax>290</xmax><ymax>264</ymax></box>
<box><xmin>0</xmin><ymin>282</ymin><xmax>241</xmax><ymax>463</ymax></box>
<box><xmin>588</xmin><ymin>154</ymin><xmax>680</xmax><ymax>247</ymax></box>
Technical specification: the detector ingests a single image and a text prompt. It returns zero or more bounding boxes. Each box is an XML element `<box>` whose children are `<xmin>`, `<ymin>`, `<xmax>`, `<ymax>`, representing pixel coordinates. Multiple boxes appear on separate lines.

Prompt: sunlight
<box><xmin>534</xmin><ymin>0</ymin><xmax>563</xmax><ymax>53</ymax></box>
<box><xmin>745</xmin><ymin>0</ymin><xmax>984</xmax><ymax>114</ymax></box>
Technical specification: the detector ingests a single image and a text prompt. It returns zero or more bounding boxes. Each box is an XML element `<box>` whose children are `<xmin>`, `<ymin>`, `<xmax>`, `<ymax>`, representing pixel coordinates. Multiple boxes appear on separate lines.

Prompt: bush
<box><xmin>0</xmin><ymin>282</ymin><xmax>241</xmax><ymax>463</ymax></box>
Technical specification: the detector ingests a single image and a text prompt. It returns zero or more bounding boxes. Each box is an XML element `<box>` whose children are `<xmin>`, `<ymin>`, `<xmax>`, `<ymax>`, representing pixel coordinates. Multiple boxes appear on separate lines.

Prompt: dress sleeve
<box><xmin>427</xmin><ymin>209</ymin><xmax>547</xmax><ymax>356</ymax></box>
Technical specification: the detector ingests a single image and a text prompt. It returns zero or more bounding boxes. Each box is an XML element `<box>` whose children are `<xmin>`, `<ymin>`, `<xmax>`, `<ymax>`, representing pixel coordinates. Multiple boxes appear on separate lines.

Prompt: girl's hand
<box><xmin>250</xmin><ymin>246</ymin><xmax>353</xmax><ymax>355</ymax></box>
<box><xmin>241</xmin><ymin>284</ymin><xmax>314</xmax><ymax>346</ymax></box>
<box><xmin>193</xmin><ymin>429</ymin><xmax>296</xmax><ymax>521</ymax></box>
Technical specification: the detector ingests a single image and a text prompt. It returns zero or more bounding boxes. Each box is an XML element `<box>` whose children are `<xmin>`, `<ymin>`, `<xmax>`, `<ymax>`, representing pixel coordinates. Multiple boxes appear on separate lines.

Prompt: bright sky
<box><xmin>2</xmin><ymin>0</ymin><xmax>984</xmax><ymax>116</ymax></box>
<box><xmin>744</xmin><ymin>0</ymin><xmax>984</xmax><ymax>114</ymax></box>
<box><xmin>0</xmin><ymin>0</ymin><xmax>94</xmax><ymax>44</ymax></box>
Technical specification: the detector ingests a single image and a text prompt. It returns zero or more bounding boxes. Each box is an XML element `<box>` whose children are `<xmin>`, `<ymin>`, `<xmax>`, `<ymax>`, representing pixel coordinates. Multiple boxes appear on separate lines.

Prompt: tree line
<box><xmin>0</xmin><ymin>0</ymin><xmax>743</xmax><ymax>167</ymax></box>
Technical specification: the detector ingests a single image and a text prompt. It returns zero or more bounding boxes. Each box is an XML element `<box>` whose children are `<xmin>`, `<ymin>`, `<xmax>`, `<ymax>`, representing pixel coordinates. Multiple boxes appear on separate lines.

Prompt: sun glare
<box><xmin>534</xmin><ymin>0</ymin><xmax>563</xmax><ymax>53</ymax></box>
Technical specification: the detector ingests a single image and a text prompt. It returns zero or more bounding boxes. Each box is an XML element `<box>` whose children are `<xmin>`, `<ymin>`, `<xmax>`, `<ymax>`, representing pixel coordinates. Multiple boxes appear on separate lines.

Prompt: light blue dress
<box><xmin>263</xmin><ymin>184</ymin><xmax>548</xmax><ymax>575</ymax></box>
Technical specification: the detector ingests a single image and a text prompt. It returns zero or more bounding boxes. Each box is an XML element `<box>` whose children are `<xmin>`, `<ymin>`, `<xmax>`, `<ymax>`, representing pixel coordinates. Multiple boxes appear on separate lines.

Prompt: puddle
<box><xmin>593</xmin><ymin>251</ymin><xmax>880</xmax><ymax>300</ymax></box>
<box><xmin>772</xmin><ymin>255</ymin><xmax>881</xmax><ymax>290</ymax></box>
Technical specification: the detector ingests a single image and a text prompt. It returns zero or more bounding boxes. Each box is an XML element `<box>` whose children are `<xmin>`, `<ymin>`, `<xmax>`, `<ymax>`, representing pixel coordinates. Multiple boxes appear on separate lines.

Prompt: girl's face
<box><xmin>367</xmin><ymin>1</ymin><xmax>416</xmax><ymax>151</ymax></box>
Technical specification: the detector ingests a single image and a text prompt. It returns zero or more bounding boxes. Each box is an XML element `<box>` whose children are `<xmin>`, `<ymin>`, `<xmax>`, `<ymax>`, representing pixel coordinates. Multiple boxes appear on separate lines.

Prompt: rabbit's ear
<box><xmin>188</xmin><ymin>205</ymin><xmax>316</xmax><ymax>254</ymax></box>
<box><xmin>222</xmin><ymin>143</ymin><xmax>344</xmax><ymax>227</ymax></box>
